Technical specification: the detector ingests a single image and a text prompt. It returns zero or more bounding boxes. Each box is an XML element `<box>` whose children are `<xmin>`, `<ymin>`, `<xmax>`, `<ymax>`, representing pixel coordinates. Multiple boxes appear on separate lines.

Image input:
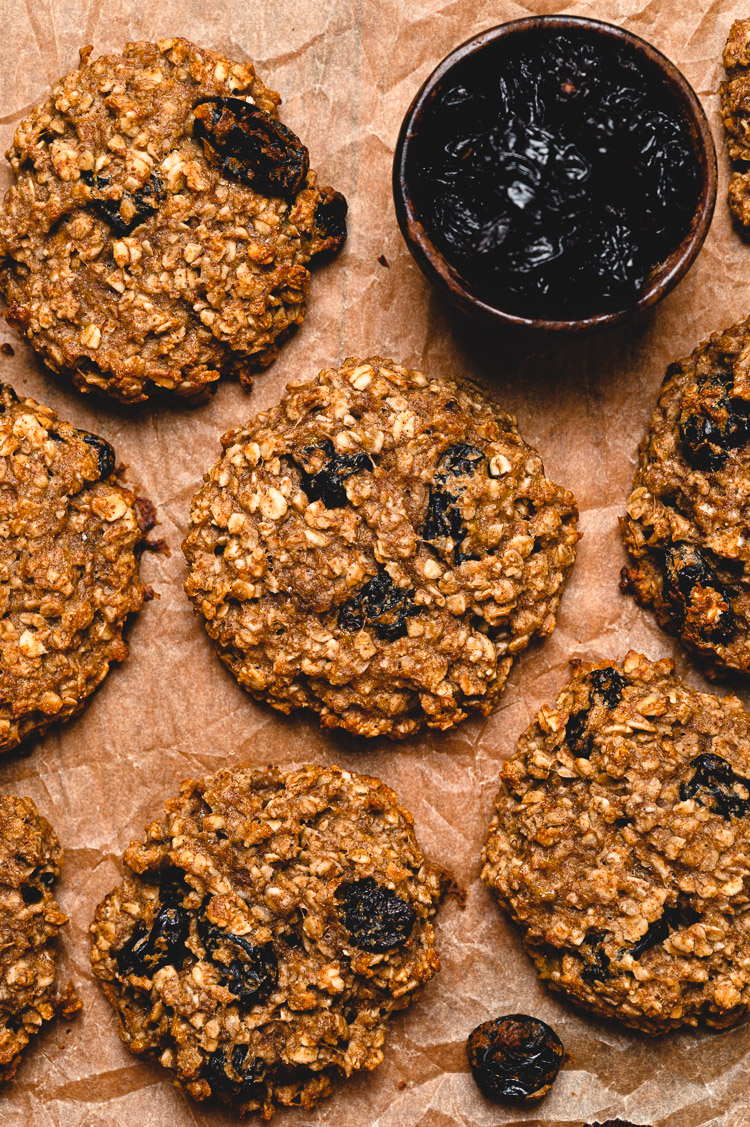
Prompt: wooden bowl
<box><xmin>392</xmin><ymin>15</ymin><xmax>718</xmax><ymax>333</ymax></box>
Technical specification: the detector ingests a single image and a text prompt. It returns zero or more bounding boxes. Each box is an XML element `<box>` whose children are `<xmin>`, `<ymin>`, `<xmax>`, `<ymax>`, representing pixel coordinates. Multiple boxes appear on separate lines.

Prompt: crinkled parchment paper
<box><xmin>1</xmin><ymin>1</ymin><xmax>750</xmax><ymax>1124</ymax></box>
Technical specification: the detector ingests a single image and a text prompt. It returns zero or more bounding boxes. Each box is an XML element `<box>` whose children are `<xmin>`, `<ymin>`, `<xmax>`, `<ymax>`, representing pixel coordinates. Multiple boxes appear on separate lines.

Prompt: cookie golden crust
<box><xmin>0</xmin><ymin>382</ymin><xmax>146</xmax><ymax>752</ymax></box>
<box><xmin>721</xmin><ymin>19</ymin><xmax>750</xmax><ymax>226</ymax></box>
<box><xmin>621</xmin><ymin>317</ymin><xmax>750</xmax><ymax>673</ymax></box>
<box><xmin>183</xmin><ymin>356</ymin><xmax>579</xmax><ymax>739</ymax></box>
<box><xmin>483</xmin><ymin>651</ymin><xmax>750</xmax><ymax>1034</ymax></box>
<box><xmin>0</xmin><ymin>38</ymin><xmax>346</xmax><ymax>403</ymax></box>
<box><xmin>0</xmin><ymin>795</ymin><xmax>79</xmax><ymax>1082</ymax></box>
<box><xmin>90</xmin><ymin>763</ymin><xmax>443</xmax><ymax>1118</ymax></box>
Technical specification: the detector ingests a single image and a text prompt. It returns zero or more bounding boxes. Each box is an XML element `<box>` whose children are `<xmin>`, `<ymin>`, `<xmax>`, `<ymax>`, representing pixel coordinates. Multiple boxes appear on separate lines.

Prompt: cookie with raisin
<box><xmin>483</xmin><ymin>651</ymin><xmax>750</xmax><ymax>1034</ymax></box>
<box><xmin>621</xmin><ymin>315</ymin><xmax>750</xmax><ymax>673</ymax></box>
<box><xmin>90</xmin><ymin>763</ymin><xmax>443</xmax><ymax>1117</ymax></box>
<box><xmin>0</xmin><ymin>795</ymin><xmax>79</xmax><ymax>1082</ymax></box>
<box><xmin>0</xmin><ymin>38</ymin><xmax>346</xmax><ymax>403</ymax></box>
<box><xmin>0</xmin><ymin>382</ymin><xmax>149</xmax><ymax>753</ymax></box>
<box><xmin>183</xmin><ymin>356</ymin><xmax>579</xmax><ymax>738</ymax></box>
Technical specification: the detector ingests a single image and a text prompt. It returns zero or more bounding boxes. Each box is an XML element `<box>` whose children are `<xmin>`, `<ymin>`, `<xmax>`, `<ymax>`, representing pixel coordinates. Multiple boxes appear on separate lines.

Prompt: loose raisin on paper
<box><xmin>466</xmin><ymin>1014</ymin><xmax>564</xmax><ymax>1102</ymax></box>
<box><xmin>193</xmin><ymin>98</ymin><xmax>309</xmax><ymax>201</ymax></box>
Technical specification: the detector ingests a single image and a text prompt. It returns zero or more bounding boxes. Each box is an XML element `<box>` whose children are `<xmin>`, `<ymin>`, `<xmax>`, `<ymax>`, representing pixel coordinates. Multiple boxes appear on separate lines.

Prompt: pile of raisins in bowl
<box><xmin>411</xmin><ymin>32</ymin><xmax>701</xmax><ymax>320</ymax></box>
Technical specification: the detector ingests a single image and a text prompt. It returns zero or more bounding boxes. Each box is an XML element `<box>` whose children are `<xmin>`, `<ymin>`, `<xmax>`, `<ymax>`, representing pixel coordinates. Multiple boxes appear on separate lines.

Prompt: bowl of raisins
<box><xmin>393</xmin><ymin>15</ymin><xmax>716</xmax><ymax>332</ymax></box>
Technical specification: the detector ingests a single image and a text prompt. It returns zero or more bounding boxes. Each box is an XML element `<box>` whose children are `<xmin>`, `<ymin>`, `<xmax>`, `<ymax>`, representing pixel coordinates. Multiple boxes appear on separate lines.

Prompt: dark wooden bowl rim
<box><xmin>392</xmin><ymin>14</ymin><xmax>718</xmax><ymax>333</ymax></box>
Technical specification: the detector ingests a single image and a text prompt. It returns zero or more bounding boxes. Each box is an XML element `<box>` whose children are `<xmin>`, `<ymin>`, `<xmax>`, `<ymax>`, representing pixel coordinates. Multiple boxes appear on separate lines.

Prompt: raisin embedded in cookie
<box><xmin>90</xmin><ymin>763</ymin><xmax>443</xmax><ymax>1117</ymax></box>
<box><xmin>0</xmin><ymin>38</ymin><xmax>346</xmax><ymax>403</ymax></box>
<box><xmin>621</xmin><ymin>316</ymin><xmax>750</xmax><ymax>673</ymax></box>
<box><xmin>0</xmin><ymin>382</ymin><xmax>148</xmax><ymax>753</ymax></box>
<box><xmin>0</xmin><ymin>795</ymin><xmax>79</xmax><ymax>1081</ymax></box>
<box><xmin>183</xmin><ymin>356</ymin><xmax>579</xmax><ymax>739</ymax></box>
<box><xmin>482</xmin><ymin>651</ymin><xmax>750</xmax><ymax>1034</ymax></box>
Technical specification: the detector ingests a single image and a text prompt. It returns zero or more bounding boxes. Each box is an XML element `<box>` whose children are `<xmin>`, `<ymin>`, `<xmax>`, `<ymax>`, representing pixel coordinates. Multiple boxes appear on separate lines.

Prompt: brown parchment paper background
<box><xmin>3</xmin><ymin>1</ymin><xmax>750</xmax><ymax>1124</ymax></box>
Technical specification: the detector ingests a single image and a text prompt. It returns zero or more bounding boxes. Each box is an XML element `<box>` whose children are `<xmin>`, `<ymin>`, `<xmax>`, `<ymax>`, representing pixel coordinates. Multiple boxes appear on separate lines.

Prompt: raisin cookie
<box><xmin>0</xmin><ymin>382</ymin><xmax>148</xmax><ymax>753</ymax></box>
<box><xmin>720</xmin><ymin>19</ymin><xmax>750</xmax><ymax>226</ymax></box>
<box><xmin>90</xmin><ymin>763</ymin><xmax>443</xmax><ymax>1117</ymax></box>
<box><xmin>0</xmin><ymin>795</ymin><xmax>79</xmax><ymax>1081</ymax></box>
<box><xmin>621</xmin><ymin>316</ymin><xmax>750</xmax><ymax>673</ymax></box>
<box><xmin>0</xmin><ymin>38</ymin><xmax>346</xmax><ymax>403</ymax></box>
<box><xmin>483</xmin><ymin>650</ymin><xmax>750</xmax><ymax>1034</ymax></box>
<box><xmin>183</xmin><ymin>356</ymin><xmax>579</xmax><ymax>739</ymax></box>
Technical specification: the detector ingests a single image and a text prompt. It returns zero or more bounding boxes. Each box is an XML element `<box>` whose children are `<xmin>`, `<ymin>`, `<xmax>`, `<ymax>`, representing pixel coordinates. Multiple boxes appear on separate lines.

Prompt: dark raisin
<box><xmin>203</xmin><ymin>1044</ymin><xmax>266</xmax><ymax>1098</ymax></box>
<box><xmin>662</xmin><ymin>544</ymin><xmax>737</xmax><ymax>644</ymax></box>
<box><xmin>83</xmin><ymin>169</ymin><xmax>164</xmax><ymax>236</ymax></box>
<box><xmin>79</xmin><ymin>431</ymin><xmax>116</xmax><ymax>478</ymax></box>
<box><xmin>338</xmin><ymin>570</ymin><xmax>419</xmax><ymax>642</ymax></box>
<box><xmin>564</xmin><ymin>668</ymin><xmax>624</xmax><ymax>758</ymax></box>
<box><xmin>193</xmin><ymin>98</ymin><xmax>309</xmax><ymax>201</ymax></box>
<box><xmin>312</xmin><ymin>187</ymin><xmax>348</xmax><ymax>252</ymax></box>
<box><xmin>20</xmin><ymin>884</ymin><xmax>43</xmax><ymax>905</ymax></box>
<box><xmin>581</xmin><ymin>932</ymin><xmax>611</xmax><ymax>983</ymax></box>
<box><xmin>423</xmin><ymin>443</ymin><xmax>485</xmax><ymax>564</ymax></box>
<box><xmin>435</xmin><ymin>443</ymin><xmax>486</xmax><ymax>482</ymax></box>
<box><xmin>627</xmin><ymin>897</ymin><xmax>700</xmax><ymax>960</ymax></box>
<box><xmin>198</xmin><ymin>913</ymin><xmax>278</xmax><ymax>1007</ymax></box>
<box><xmin>587</xmin><ymin>667</ymin><xmax>626</xmax><ymax>708</ymax></box>
<box><xmin>335</xmin><ymin>876</ymin><xmax>416</xmax><ymax>952</ymax></box>
<box><xmin>679</xmin><ymin>375</ymin><xmax>750</xmax><ymax>471</ymax></box>
<box><xmin>466</xmin><ymin>1014</ymin><xmax>564</xmax><ymax>1102</ymax></box>
<box><xmin>116</xmin><ymin>873</ymin><xmax>191</xmax><ymax>976</ymax></box>
<box><xmin>297</xmin><ymin>437</ymin><xmax>373</xmax><ymax>507</ymax></box>
<box><xmin>565</xmin><ymin>708</ymin><xmax>593</xmax><ymax>757</ymax></box>
<box><xmin>679</xmin><ymin>752</ymin><xmax>750</xmax><ymax>820</ymax></box>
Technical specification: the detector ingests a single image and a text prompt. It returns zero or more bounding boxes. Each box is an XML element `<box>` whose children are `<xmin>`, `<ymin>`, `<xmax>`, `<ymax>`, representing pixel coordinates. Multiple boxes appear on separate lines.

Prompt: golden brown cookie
<box><xmin>483</xmin><ymin>651</ymin><xmax>750</xmax><ymax>1034</ymax></box>
<box><xmin>720</xmin><ymin>19</ymin><xmax>750</xmax><ymax>226</ymax></box>
<box><xmin>90</xmin><ymin>763</ymin><xmax>443</xmax><ymax>1118</ymax></box>
<box><xmin>621</xmin><ymin>316</ymin><xmax>750</xmax><ymax>673</ymax></box>
<box><xmin>183</xmin><ymin>356</ymin><xmax>579</xmax><ymax>738</ymax></box>
<box><xmin>0</xmin><ymin>382</ymin><xmax>148</xmax><ymax>752</ymax></box>
<box><xmin>0</xmin><ymin>795</ymin><xmax>79</xmax><ymax>1081</ymax></box>
<box><xmin>0</xmin><ymin>38</ymin><xmax>346</xmax><ymax>403</ymax></box>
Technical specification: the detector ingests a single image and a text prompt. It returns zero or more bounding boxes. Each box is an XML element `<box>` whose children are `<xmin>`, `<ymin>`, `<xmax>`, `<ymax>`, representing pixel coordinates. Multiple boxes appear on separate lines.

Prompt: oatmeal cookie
<box><xmin>90</xmin><ymin>762</ymin><xmax>443</xmax><ymax>1118</ymax></box>
<box><xmin>0</xmin><ymin>795</ymin><xmax>79</xmax><ymax>1082</ymax></box>
<box><xmin>621</xmin><ymin>316</ymin><xmax>750</xmax><ymax>673</ymax></box>
<box><xmin>483</xmin><ymin>651</ymin><xmax>750</xmax><ymax>1034</ymax></box>
<box><xmin>0</xmin><ymin>381</ymin><xmax>147</xmax><ymax>752</ymax></box>
<box><xmin>0</xmin><ymin>38</ymin><xmax>346</xmax><ymax>403</ymax></box>
<box><xmin>183</xmin><ymin>356</ymin><xmax>579</xmax><ymax>739</ymax></box>
<box><xmin>720</xmin><ymin>19</ymin><xmax>750</xmax><ymax>226</ymax></box>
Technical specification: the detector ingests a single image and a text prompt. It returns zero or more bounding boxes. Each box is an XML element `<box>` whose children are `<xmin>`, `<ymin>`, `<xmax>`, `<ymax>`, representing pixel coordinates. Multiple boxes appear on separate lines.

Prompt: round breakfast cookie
<box><xmin>0</xmin><ymin>382</ymin><xmax>148</xmax><ymax>753</ymax></box>
<box><xmin>183</xmin><ymin>356</ymin><xmax>579</xmax><ymax>739</ymax></box>
<box><xmin>482</xmin><ymin>650</ymin><xmax>750</xmax><ymax>1034</ymax></box>
<box><xmin>621</xmin><ymin>316</ymin><xmax>750</xmax><ymax>673</ymax></box>
<box><xmin>0</xmin><ymin>794</ymin><xmax>79</xmax><ymax>1081</ymax></box>
<box><xmin>0</xmin><ymin>38</ymin><xmax>346</xmax><ymax>404</ymax></box>
<box><xmin>90</xmin><ymin>763</ymin><xmax>443</xmax><ymax>1117</ymax></box>
<box><xmin>721</xmin><ymin>19</ymin><xmax>750</xmax><ymax>227</ymax></box>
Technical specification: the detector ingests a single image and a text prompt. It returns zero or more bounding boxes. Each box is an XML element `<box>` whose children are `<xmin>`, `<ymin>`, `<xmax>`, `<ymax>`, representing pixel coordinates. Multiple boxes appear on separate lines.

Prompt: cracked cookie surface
<box><xmin>0</xmin><ymin>38</ymin><xmax>345</xmax><ymax>403</ymax></box>
<box><xmin>90</xmin><ymin>762</ymin><xmax>443</xmax><ymax>1118</ymax></box>
<box><xmin>183</xmin><ymin>356</ymin><xmax>579</xmax><ymax>738</ymax></box>
<box><xmin>483</xmin><ymin>651</ymin><xmax>750</xmax><ymax>1034</ymax></box>
<box><xmin>621</xmin><ymin>316</ymin><xmax>750</xmax><ymax>673</ymax></box>
<box><xmin>0</xmin><ymin>795</ymin><xmax>79</xmax><ymax>1082</ymax></box>
<box><xmin>0</xmin><ymin>381</ymin><xmax>146</xmax><ymax>752</ymax></box>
